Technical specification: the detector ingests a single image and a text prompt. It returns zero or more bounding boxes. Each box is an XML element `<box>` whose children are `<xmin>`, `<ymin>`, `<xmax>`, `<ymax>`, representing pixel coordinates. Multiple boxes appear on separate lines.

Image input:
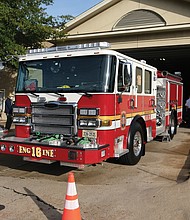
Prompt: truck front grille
<box><xmin>31</xmin><ymin>102</ymin><xmax>77</xmax><ymax>136</ymax></box>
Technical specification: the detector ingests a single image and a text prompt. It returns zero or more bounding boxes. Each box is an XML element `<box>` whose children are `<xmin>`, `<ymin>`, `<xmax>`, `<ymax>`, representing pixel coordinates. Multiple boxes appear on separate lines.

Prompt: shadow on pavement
<box><xmin>0</xmin><ymin>205</ymin><xmax>5</xmax><ymax>211</ymax></box>
<box><xmin>0</xmin><ymin>153</ymin><xmax>75</xmax><ymax>177</ymax></box>
<box><xmin>24</xmin><ymin>187</ymin><xmax>62</xmax><ymax>220</ymax></box>
<box><xmin>177</xmin><ymin>149</ymin><xmax>190</xmax><ymax>183</ymax></box>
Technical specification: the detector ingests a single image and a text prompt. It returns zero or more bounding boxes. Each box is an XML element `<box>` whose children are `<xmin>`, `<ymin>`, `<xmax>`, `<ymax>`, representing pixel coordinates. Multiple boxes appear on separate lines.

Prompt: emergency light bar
<box><xmin>28</xmin><ymin>42</ymin><xmax>110</xmax><ymax>54</ymax></box>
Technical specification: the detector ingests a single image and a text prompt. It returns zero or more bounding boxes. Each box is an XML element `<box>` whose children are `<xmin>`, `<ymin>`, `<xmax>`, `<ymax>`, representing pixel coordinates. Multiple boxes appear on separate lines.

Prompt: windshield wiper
<box><xmin>56</xmin><ymin>87</ymin><xmax>93</xmax><ymax>97</ymax></box>
<box><xmin>25</xmin><ymin>92</ymin><xmax>39</xmax><ymax>97</ymax></box>
<box><xmin>78</xmin><ymin>91</ymin><xmax>92</xmax><ymax>97</ymax></box>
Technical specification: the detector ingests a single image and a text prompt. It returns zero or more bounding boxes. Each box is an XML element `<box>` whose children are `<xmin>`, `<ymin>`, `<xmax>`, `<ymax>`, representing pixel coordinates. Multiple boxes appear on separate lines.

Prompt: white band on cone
<box><xmin>65</xmin><ymin>199</ymin><xmax>80</xmax><ymax>210</ymax></box>
<box><xmin>67</xmin><ymin>182</ymin><xmax>77</xmax><ymax>196</ymax></box>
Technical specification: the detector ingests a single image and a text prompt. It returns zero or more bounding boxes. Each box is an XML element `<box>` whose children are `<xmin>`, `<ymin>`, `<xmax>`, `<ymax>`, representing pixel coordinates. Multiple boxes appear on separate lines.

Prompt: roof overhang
<box><xmin>61</xmin><ymin>23</ymin><xmax>190</xmax><ymax>41</ymax></box>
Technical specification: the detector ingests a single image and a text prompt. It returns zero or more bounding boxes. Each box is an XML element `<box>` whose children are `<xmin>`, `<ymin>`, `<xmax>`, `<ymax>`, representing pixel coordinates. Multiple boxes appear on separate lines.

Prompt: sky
<box><xmin>45</xmin><ymin>0</ymin><xmax>103</xmax><ymax>17</ymax></box>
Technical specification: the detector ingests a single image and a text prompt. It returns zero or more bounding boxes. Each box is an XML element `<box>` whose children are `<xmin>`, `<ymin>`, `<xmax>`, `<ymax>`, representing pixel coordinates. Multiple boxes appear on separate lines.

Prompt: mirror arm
<box><xmin>117</xmin><ymin>93</ymin><xmax>123</xmax><ymax>104</ymax></box>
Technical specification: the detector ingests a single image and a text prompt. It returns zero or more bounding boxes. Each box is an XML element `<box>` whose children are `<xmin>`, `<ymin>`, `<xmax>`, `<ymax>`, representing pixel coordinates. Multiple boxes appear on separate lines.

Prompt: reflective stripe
<box><xmin>97</xmin><ymin>113</ymin><xmax>157</xmax><ymax>130</ymax></box>
<box><xmin>67</xmin><ymin>182</ymin><xmax>77</xmax><ymax>196</ymax></box>
<box><xmin>64</xmin><ymin>199</ymin><xmax>79</xmax><ymax>210</ymax></box>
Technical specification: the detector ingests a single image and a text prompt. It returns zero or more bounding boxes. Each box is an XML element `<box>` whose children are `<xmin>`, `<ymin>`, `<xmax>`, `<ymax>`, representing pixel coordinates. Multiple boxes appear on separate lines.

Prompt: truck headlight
<box><xmin>78</xmin><ymin>108</ymin><xmax>99</xmax><ymax>116</ymax></box>
<box><xmin>79</xmin><ymin>119</ymin><xmax>88</xmax><ymax>127</ymax></box>
<box><xmin>13</xmin><ymin>106</ymin><xmax>31</xmax><ymax>124</ymax></box>
<box><xmin>13</xmin><ymin>116</ymin><xmax>28</xmax><ymax>123</ymax></box>
<box><xmin>78</xmin><ymin>119</ymin><xmax>101</xmax><ymax>128</ymax></box>
<box><xmin>13</xmin><ymin>107</ymin><xmax>26</xmax><ymax>114</ymax></box>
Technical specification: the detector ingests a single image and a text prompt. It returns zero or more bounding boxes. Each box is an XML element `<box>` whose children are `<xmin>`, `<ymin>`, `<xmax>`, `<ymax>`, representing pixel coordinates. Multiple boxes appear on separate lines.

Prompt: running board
<box><xmin>114</xmin><ymin>149</ymin><xmax>129</xmax><ymax>158</ymax></box>
<box><xmin>155</xmin><ymin>132</ymin><xmax>171</xmax><ymax>142</ymax></box>
<box><xmin>23</xmin><ymin>157</ymin><xmax>56</xmax><ymax>164</ymax></box>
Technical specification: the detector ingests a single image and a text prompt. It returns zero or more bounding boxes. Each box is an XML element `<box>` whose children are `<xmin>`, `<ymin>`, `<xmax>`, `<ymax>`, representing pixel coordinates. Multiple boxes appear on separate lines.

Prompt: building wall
<box><xmin>67</xmin><ymin>0</ymin><xmax>190</xmax><ymax>34</ymax></box>
<box><xmin>0</xmin><ymin>68</ymin><xmax>17</xmax><ymax>120</ymax></box>
<box><xmin>62</xmin><ymin>0</ymin><xmax>190</xmax><ymax>50</ymax></box>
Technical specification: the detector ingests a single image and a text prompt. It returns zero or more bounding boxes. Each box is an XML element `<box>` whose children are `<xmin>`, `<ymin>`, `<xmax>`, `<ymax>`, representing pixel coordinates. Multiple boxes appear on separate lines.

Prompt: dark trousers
<box><xmin>5</xmin><ymin>114</ymin><xmax>12</xmax><ymax>130</ymax></box>
<box><xmin>186</xmin><ymin>109</ymin><xmax>190</xmax><ymax>128</ymax></box>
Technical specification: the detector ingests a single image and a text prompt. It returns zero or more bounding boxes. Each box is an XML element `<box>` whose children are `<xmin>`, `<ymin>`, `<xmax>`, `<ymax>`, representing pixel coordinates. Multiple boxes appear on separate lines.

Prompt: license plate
<box><xmin>49</xmin><ymin>140</ymin><xmax>61</xmax><ymax>146</ymax></box>
<box><xmin>82</xmin><ymin>130</ymin><xmax>97</xmax><ymax>139</ymax></box>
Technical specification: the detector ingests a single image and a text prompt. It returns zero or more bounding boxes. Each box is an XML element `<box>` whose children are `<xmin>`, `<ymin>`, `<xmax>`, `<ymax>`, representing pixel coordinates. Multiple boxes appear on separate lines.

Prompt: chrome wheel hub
<box><xmin>133</xmin><ymin>131</ymin><xmax>142</xmax><ymax>156</ymax></box>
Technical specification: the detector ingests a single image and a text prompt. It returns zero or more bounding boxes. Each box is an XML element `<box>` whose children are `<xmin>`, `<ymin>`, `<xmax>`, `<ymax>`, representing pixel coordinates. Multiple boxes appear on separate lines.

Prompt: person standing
<box><xmin>5</xmin><ymin>95</ymin><xmax>13</xmax><ymax>130</ymax></box>
<box><xmin>185</xmin><ymin>95</ymin><xmax>190</xmax><ymax>127</ymax></box>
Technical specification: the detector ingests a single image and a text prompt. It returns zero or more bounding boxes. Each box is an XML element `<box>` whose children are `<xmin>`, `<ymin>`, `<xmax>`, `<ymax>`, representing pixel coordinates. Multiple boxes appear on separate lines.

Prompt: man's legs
<box><xmin>5</xmin><ymin>114</ymin><xmax>12</xmax><ymax>130</ymax></box>
<box><xmin>187</xmin><ymin>109</ymin><xmax>190</xmax><ymax>128</ymax></box>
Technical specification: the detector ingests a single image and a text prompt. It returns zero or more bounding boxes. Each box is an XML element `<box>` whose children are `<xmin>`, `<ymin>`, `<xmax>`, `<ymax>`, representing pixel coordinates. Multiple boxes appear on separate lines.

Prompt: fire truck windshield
<box><xmin>16</xmin><ymin>55</ymin><xmax>116</xmax><ymax>93</ymax></box>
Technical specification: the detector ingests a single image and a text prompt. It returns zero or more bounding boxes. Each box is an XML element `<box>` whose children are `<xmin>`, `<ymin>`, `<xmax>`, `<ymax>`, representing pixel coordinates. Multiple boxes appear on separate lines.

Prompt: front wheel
<box><xmin>119</xmin><ymin>122</ymin><xmax>144</xmax><ymax>165</ymax></box>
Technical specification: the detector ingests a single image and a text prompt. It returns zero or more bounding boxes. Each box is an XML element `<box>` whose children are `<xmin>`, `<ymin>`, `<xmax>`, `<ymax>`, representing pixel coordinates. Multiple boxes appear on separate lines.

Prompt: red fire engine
<box><xmin>0</xmin><ymin>42</ymin><xmax>183</xmax><ymax>168</ymax></box>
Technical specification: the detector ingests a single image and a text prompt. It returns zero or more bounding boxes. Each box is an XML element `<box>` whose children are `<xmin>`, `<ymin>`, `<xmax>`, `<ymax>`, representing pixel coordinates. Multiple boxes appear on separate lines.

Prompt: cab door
<box><xmin>115</xmin><ymin>59</ymin><xmax>133</xmax><ymax>155</ymax></box>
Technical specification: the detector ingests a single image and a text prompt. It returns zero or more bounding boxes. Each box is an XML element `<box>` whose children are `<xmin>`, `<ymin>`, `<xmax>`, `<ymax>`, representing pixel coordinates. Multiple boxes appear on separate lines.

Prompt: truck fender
<box><xmin>128</xmin><ymin>115</ymin><xmax>147</xmax><ymax>156</ymax></box>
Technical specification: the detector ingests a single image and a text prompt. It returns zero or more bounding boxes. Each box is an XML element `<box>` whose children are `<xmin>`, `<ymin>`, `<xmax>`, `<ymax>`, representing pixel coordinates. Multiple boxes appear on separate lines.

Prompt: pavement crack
<box><xmin>138</xmin><ymin>167</ymin><xmax>176</xmax><ymax>182</ymax></box>
<box><xmin>1</xmin><ymin>186</ymin><xmax>63</xmax><ymax>212</ymax></box>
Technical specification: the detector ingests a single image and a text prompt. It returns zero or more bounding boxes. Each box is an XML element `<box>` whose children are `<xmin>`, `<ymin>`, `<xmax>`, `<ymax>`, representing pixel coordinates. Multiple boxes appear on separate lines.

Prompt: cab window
<box><xmin>136</xmin><ymin>67</ymin><xmax>142</xmax><ymax>93</ymax></box>
<box><xmin>118</xmin><ymin>61</ymin><xmax>132</xmax><ymax>92</ymax></box>
<box><xmin>145</xmin><ymin>70</ymin><xmax>152</xmax><ymax>94</ymax></box>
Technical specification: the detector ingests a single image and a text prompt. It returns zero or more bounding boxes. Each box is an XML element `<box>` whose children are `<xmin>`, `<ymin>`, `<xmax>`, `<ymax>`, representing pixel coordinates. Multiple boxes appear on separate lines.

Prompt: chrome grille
<box><xmin>31</xmin><ymin>102</ymin><xmax>77</xmax><ymax>136</ymax></box>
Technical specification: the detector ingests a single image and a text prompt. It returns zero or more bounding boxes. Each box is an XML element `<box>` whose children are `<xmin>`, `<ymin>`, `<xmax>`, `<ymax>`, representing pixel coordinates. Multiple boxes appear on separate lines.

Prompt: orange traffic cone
<box><xmin>62</xmin><ymin>172</ymin><xmax>82</xmax><ymax>220</ymax></box>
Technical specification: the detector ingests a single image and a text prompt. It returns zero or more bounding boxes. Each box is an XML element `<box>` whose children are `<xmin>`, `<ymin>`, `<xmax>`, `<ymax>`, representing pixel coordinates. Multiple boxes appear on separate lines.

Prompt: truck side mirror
<box><xmin>123</xmin><ymin>63</ymin><xmax>132</xmax><ymax>89</ymax></box>
<box><xmin>118</xmin><ymin>61</ymin><xmax>132</xmax><ymax>93</ymax></box>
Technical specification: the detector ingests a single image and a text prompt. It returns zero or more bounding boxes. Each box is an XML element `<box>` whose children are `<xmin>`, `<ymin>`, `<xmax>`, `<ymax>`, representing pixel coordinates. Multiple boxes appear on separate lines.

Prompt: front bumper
<box><xmin>0</xmin><ymin>137</ymin><xmax>110</xmax><ymax>168</ymax></box>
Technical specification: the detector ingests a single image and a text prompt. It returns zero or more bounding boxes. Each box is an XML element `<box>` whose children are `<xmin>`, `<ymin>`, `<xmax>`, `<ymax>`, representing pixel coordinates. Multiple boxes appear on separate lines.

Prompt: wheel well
<box><xmin>130</xmin><ymin>115</ymin><xmax>147</xmax><ymax>143</ymax></box>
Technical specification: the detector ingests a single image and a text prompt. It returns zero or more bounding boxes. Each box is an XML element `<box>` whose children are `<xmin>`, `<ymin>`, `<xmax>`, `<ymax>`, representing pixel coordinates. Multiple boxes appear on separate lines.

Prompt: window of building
<box><xmin>113</xmin><ymin>9</ymin><xmax>166</xmax><ymax>31</ymax></box>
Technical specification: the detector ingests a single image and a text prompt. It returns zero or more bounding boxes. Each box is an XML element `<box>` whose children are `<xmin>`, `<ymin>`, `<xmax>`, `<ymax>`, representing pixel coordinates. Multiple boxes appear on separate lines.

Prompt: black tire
<box><xmin>169</xmin><ymin>111</ymin><xmax>177</xmax><ymax>140</ymax></box>
<box><xmin>119</xmin><ymin>122</ymin><xmax>144</xmax><ymax>165</ymax></box>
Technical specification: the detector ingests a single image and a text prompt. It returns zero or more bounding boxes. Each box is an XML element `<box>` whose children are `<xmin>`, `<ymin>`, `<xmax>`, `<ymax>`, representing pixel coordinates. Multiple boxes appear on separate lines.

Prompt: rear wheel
<box><xmin>169</xmin><ymin>111</ymin><xmax>177</xmax><ymax>140</ymax></box>
<box><xmin>119</xmin><ymin>122</ymin><xmax>144</xmax><ymax>165</ymax></box>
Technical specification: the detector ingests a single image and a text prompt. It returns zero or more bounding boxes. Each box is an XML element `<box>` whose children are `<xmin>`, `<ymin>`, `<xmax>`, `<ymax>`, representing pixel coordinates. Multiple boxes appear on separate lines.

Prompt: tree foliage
<box><xmin>0</xmin><ymin>0</ymin><xmax>73</xmax><ymax>66</ymax></box>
